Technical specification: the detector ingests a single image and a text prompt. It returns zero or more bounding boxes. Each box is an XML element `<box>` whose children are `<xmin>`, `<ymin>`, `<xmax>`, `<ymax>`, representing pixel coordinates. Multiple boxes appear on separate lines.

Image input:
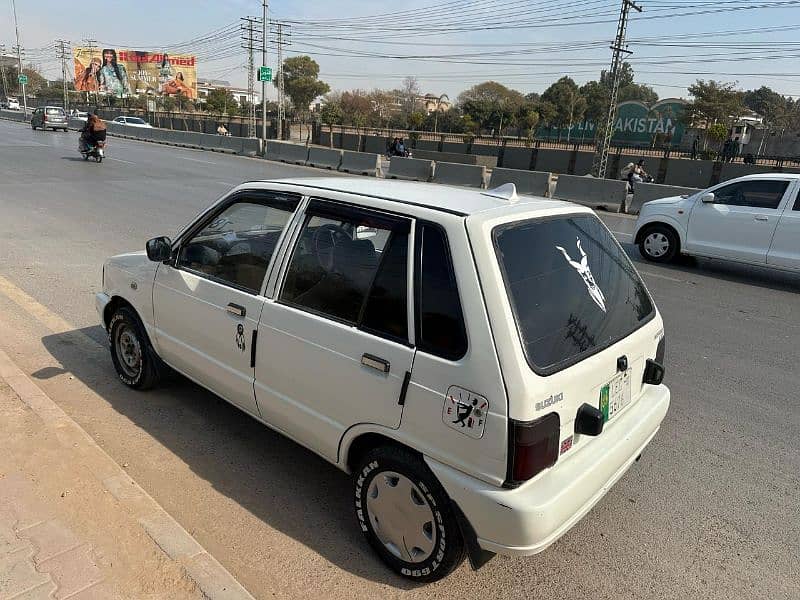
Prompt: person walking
<box><xmin>691</xmin><ymin>136</ymin><xmax>700</xmax><ymax>160</ymax></box>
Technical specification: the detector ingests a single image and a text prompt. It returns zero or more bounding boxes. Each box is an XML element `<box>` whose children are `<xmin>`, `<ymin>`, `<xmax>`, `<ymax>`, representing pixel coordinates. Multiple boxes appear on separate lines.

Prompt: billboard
<box><xmin>539</xmin><ymin>99</ymin><xmax>689</xmax><ymax>145</ymax></box>
<box><xmin>73</xmin><ymin>48</ymin><xmax>197</xmax><ymax>99</ymax></box>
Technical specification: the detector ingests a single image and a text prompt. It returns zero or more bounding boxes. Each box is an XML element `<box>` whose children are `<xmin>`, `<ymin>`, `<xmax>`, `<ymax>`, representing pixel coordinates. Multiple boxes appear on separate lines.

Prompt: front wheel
<box><xmin>109</xmin><ymin>306</ymin><xmax>160</xmax><ymax>389</ymax></box>
<box><xmin>354</xmin><ymin>446</ymin><xmax>466</xmax><ymax>582</ymax></box>
<box><xmin>639</xmin><ymin>225</ymin><xmax>679</xmax><ymax>263</ymax></box>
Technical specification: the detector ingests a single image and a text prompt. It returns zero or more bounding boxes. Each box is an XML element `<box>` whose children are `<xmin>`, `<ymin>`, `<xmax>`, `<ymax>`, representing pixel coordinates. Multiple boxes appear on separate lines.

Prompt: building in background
<box><xmin>196</xmin><ymin>79</ymin><xmax>260</xmax><ymax>107</ymax></box>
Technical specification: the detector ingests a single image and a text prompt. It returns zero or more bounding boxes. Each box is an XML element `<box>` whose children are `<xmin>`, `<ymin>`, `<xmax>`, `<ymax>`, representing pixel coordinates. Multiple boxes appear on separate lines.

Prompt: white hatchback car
<box><xmin>112</xmin><ymin>116</ymin><xmax>152</xmax><ymax>128</ymax></box>
<box><xmin>634</xmin><ymin>173</ymin><xmax>799</xmax><ymax>271</ymax></box>
<box><xmin>97</xmin><ymin>178</ymin><xmax>670</xmax><ymax>582</ymax></box>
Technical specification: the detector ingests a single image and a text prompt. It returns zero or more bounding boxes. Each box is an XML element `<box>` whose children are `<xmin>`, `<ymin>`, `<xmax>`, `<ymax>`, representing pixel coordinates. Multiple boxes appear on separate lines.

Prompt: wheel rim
<box><xmin>114</xmin><ymin>323</ymin><xmax>142</xmax><ymax>379</ymax></box>
<box><xmin>365</xmin><ymin>471</ymin><xmax>436</xmax><ymax>563</ymax></box>
<box><xmin>644</xmin><ymin>232</ymin><xmax>670</xmax><ymax>258</ymax></box>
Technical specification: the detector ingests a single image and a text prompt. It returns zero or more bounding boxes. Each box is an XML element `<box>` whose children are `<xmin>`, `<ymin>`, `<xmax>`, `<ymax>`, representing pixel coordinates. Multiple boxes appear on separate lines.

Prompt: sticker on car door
<box><xmin>442</xmin><ymin>386</ymin><xmax>488</xmax><ymax>439</ymax></box>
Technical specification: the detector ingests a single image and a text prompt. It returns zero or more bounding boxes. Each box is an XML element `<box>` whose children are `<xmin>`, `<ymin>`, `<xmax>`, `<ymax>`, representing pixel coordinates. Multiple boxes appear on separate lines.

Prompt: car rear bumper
<box><xmin>425</xmin><ymin>383</ymin><xmax>670</xmax><ymax>556</ymax></box>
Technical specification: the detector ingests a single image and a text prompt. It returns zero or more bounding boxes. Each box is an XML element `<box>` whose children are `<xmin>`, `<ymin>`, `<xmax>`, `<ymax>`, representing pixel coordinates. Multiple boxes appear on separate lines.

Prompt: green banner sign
<box><xmin>18</xmin><ymin>74</ymin><xmax>28</xmax><ymax>85</ymax></box>
<box><xmin>258</xmin><ymin>66</ymin><xmax>272</xmax><ymax>82</ymax></box>
<box><xmin>539</xmin><ymin>99</ymin><xmax>688</xmax><ymax>145</ymax></box>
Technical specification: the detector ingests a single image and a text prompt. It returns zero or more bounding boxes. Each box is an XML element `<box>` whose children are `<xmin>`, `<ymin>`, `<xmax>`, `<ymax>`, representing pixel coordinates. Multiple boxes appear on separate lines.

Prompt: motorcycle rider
<box><xmin>80</xmin><ymin>111</ymin><xmax>107</xmax><ymax>152</ymax></box>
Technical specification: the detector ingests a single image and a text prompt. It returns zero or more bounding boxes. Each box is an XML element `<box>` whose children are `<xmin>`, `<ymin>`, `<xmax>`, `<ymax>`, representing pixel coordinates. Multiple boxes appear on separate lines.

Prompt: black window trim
<box><xmin>275</xmin><ymin>198</ymin><xmax>414</xmax><ymax>346</ymax></box>
<box><xmin>492</xmin><ymin>213</ymin><xmax>656</xmax><ymax>377</ymax></box>
<box><xmin>413</xmin><ymin>220</ymin><xmax>469</xmax><ymax>361</ymax></box>
<box><xmin>709</xmin><ymin>179</ymin><xmax>791</xmax><ymax>210</ymax></box>
<box><xmin>171</xmin><ymin>189</ymin><xmax>302</xmax><ymax>295</ymax></box>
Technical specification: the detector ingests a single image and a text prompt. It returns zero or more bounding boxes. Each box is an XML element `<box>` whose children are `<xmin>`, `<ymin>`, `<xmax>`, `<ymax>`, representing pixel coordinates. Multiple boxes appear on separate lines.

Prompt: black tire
<box><xmin>109</xmin><ymin>306</ymin><xmax>160</xmax><ymax>390</ymax></box>
<box><xmin>354</xmin><ymin>445</ymin><xmax>466</xmax><ymax>583</ymax></box>
<box><xmin>31</xmin><ymin>124</ymin><xmax>36</xmax><ymax>130</ymax></box>
<box><xmin>638</xmin><ymin>224</ymin><xmax>679</xmax><ymax>263</ymax></box>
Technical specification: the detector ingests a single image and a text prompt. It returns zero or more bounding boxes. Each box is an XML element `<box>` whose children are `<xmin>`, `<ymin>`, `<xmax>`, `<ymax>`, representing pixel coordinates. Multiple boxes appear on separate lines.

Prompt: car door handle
<box><xmin>361</xmin><ymin>353</ymin><xmax>390</xmax><ymax>373</ymax></box>
<box><xmin>754</xmin><ymin>215</ymin><xmax>769</xmax><ymax>222</ymax></box>
<box><xmin>226</xmin><ymin>303</ymin><xmax>246</xmax><ymax>317</ymax></box>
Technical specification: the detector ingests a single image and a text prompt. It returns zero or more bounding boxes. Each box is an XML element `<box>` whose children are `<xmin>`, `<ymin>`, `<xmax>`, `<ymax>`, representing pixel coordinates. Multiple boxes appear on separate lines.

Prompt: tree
<box><xmin>368</xmin><ymin>89</ymin><xmax>396</xmax><ymax>129</ymax></box>
<box><xmin>457</xmin><ymin>81</ymin><xmax>525</xmax><ymax>133</ymax></box>
<box><xmin>204</xmin><ymin>87</ymin><xmax>236</xmax><ymax>115</ymax></box>
<box><xmin>707</xmin><ymin>122</ymin><xmax>728</xmax><ymax>145</ymax></box>
<box><xmin>743</xmin><ymin>86</ymin><xmax>789</xmax><ymax>128</ymax></box>
<box><xmin>277</xmin><ymin>55</ymin><xmax>329</xmax><ymax>141</ymax></box>
<box><xmin>540</xmin><ymin>77</ymin><xmax>587</xmax><ymax>141</ymax></box>
<box><xmin>581</xmin><ymin>63</ymin><xmax>658</xmax><ymax>134</ymax></box>
<box><xmin>161</xmin><ymin>96</ymin><xmax>176</xmax><ymax>112</ymax></box>
<box><xmin>685</xmin><ymin>80</ymin><xmax>745</xmax><ymax>129</ymax></box>
<box><xmin>339</xmin><ymin>89</ymin><xmax>372</xmax><ymax>130</ymax></box>
<box><xmin>400</xmin><ymin>76</ymin><xmax>420</xmax><ymax>115</ymax></box>
<box><xmin>408</xmin><ymin>110</ymin><xmax>425</xmax><ymax>130</ymax></box>
<box><xmin>320</xmin><ymin>96</ymin><xmax>343</xmax><ymax>127</ymax></box>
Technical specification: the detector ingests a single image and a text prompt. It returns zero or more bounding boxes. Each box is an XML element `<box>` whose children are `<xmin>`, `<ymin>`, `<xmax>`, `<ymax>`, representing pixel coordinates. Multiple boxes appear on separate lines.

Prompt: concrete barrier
<box><xmin>307</xmin><ymin>146</ymin><xmax>343</xmax><ymax>169</ymax></box>
<box><xmin>489</xmin><ymin>168</ymin><xmax>551</xmax><ymax>197</ymax></box>
<box><xmin>553</xmin><ymin>175</ymin><xmax>627</xmax><ymax>211</ymax></box>
<box><xmin>501</xmin><ymin>147</ymin><xmax>533</xmax><ymax>170</ymax></box>
<box><xmin>413</xmin><ymin>150</ymin><xmax>479</xmax><ymax>165</ymax></box>
<box><xmin>663</xmin><ymin>159</ymin><xmax>714</xmax><ymax>188</ymax></box>
<box><xmin>628</xmin><ymin>183</ymin><xmax>700</xmax><ymax>214</ymax></box>
<box><xmin>266</xmin><ymin>141</ymin><xmax>309</xmax><ymax>165</ymax></box>
<box><xmin>535</xmin><ymin>149</ymin><xmax>572</xmax><ymax>174</ymax></box>
<box><xmin>432</xmin><ymin>162</ymin><xmax>486</xmax><ymax>188</ymax></box>
<box><xmin>341</xmin><ymin>133</ymin><xmax>360</xmax><ymax>151</ymax></box>
<box><xmin>339</xmin><ymin>151</ymin><xmax>381</xmax><ymax>176</ymax></box>
<box><xmin>364</xmin><ymin>135</ymin><xmax>387</xmax><ymax>154</ymax></box>
<box><xmin>387</xmin><ymin>157</ymin><xmax>434</xmax><ymax>182</ymax></box>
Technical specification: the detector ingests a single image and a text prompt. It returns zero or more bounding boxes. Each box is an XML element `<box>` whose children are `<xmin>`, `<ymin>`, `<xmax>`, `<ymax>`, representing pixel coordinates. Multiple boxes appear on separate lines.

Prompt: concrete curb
<box><xmin>0</xmin><ymin>348</ymin><xmax>256</xmax><ymax>600</ymax></box>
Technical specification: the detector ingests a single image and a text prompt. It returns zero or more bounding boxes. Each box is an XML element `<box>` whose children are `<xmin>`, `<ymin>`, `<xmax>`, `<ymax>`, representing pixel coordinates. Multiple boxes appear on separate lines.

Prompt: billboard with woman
<box><xmin>73</xmin><ymin>48</ymin><xmax>197</xmax><ymax>99</ymax></box>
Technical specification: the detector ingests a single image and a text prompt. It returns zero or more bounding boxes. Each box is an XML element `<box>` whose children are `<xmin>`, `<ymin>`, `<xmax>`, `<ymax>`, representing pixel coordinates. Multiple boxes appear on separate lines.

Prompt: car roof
<box><xmin>735</xmin><ymin>172</ymin><xmax>800</xmax><ymax>181</ymax></box>
<box><xmin>243</xmin><ymin>177</ymin><xmax>577</xmax><ymax>217</ymax></box>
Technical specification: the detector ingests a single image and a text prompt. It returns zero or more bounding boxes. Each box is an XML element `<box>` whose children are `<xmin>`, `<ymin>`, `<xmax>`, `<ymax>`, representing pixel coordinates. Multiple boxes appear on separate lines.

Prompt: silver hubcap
<box><xmin>365</xmin><ymin>471</ymin><xmax>436</xmax><ymax>563</ymax></box>
<box><xmin>644</xmin><ymin>232</ymin><xmax>670</xmax><ymax>258</ymax></box>
<box><xmin>115</xmin><ymin>325</ymin><xmax>142</xmax><ymax>378</ymax></box>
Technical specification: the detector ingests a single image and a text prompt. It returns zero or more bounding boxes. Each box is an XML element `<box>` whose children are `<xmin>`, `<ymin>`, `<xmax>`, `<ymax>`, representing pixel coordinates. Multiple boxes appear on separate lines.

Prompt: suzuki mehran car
<box><xmin>97</xmin><ymin>178</ymin><xmax>670</xmax><ymax>582</ymax></box>
<box><xmin>31</xmin><ymin>106</ymin><xmax>69</xmax><ymax>131</ymax></box>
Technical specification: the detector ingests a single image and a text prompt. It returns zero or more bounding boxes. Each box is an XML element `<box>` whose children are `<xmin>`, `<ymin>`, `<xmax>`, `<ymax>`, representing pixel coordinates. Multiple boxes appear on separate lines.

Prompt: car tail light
<box><xmin>506</xmin><ymin>412</ymin><xmax>560</xmax><ymax>487</ymax></box>
<box><xmin>43</xmin><ymin>114</ymin><xmax>48</xmax><ymax>122</ymax></box>
<box><xmin>643</xmin><ymin>332</ymin><xmax>666</xmax><ymax>385</ymax></box>
<box><xmin>655</xmin><ymin>333</ymin><xmax>666</xmax><ymax>365</ymax></box>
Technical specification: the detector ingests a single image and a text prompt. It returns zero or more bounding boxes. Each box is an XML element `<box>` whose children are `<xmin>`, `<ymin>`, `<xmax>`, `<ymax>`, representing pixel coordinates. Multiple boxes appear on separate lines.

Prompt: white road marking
<box><xmin>106</xmin><ymin>157</ymin><xmax>137</xmax><ymax>165</ymax></box>
<box><xmin>178</xmin><ymin>156</ymin><xmax>217</xmax><ymax>165</ymax></box>
<box><xmin>640</xmin><ymin>270</ymin><xmax>684</xmax><ymax>283</ymax></box>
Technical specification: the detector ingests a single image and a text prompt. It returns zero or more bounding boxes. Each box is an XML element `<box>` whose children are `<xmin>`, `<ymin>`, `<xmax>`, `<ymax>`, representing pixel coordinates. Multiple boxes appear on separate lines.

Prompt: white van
<box><xmin>97</xmin><ymin>178</ymin><xmax>669</xmax><ymax>582</ymax></box>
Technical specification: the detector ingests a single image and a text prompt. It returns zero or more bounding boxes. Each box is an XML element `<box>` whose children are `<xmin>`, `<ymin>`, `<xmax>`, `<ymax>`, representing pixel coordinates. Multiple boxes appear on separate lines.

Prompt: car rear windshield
<box><xmin>46</xmin><ymin>108</ymin><xmax>65</xmax><ymax>115</ymax></box>
<box><xmin>493</xmin><ymin>213</ymin><xmax>654</xmax><ymax>375</ymax></box>
<box><xmin>128</xmin><ymin>118</ymin><xmax>146</xmax><ymax>124</ymax></box>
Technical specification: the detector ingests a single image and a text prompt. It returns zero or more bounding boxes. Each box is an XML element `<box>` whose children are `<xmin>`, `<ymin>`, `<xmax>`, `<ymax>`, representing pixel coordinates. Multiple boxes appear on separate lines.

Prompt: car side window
<box><xmin>712</xmin><ymin>180</ymin><xmax>789</xmax><ymax>210</ymax></box>
<box><xmin>793</xmin><ymin>189</ymin><xmax>800</xmax><ymax>211</ymax></box>
<box><xmin>177</xmin><ymin>193</ymin><xmax>299</xmax><ymax>294</ymax></box>
<box><xmin>280</xmin><ymin>200</ymin><xmax>410</xmax><ymax>341</ymax></box>
<box><xmin>415</xmin><ymin>222</ymin><xmax>468</xmax><ymax>360</ymax></box>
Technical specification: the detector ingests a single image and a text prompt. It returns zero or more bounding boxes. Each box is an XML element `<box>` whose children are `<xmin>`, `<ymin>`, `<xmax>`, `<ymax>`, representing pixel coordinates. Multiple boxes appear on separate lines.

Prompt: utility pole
<box><xmin>272</xmin><ymin>21</ymin><xmax>290</xmax><ymax>140</ymax></box>
<box><xmin>55</xmin><ymin>39</ymin><xmax>71</xmax><ymax>112</ymax></box>
<box><xmin>241</xmin><ymin>16</ymin><xmax>262</xmax><ymax>138</ymax></box>
<box><xmin>10</xmin><ymin>0</ymin><xmax>27</xmax><ymax>114</ymax></box>
<box><xmin>84</xmin><ymin>39</ymin><xmax>98</xmax><ymax>106</ymax></box>
<box><xmin>261</xmin><ymin>0</ymin><xmax>268</xmax><ymax>142</ymax></box>
<box><xmin>0</xmin><ymin>44</ymin><xmax>9</xmax><ymax>101</ymax></box>
<box><xmin>591</xmin><ymin>0</ymin><xmax>642</xmax><ymax>179</ymax></box>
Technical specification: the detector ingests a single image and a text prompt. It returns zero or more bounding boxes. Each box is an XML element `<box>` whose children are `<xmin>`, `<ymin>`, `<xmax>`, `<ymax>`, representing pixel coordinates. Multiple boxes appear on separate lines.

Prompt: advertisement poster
<box><xmin>73</xmin><ymin>47</ymin><xmax>197</xmax><ymax>99</ymax></box>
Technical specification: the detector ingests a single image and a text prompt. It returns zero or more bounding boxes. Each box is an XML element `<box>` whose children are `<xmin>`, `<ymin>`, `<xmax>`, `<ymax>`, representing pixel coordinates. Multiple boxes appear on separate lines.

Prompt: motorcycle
<box><xmin>79</xmin><ymin>138</ymin><xmax>105</xmax><ymax>163</ymax></box>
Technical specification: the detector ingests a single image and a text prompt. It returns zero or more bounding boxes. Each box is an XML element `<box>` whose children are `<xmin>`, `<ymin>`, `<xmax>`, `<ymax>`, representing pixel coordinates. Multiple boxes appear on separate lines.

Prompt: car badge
<box><xmin>556</xmin><ymin>238</ymin><xmax>607</xmax><ymax>313</ymax></box>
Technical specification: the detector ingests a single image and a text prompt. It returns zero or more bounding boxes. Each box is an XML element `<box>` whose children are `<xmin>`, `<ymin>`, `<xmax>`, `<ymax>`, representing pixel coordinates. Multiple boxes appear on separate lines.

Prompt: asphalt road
<box><xmin>1</xmin><ymin>118</ymin><xmax>798</xmax><ymax>600</ymax></box>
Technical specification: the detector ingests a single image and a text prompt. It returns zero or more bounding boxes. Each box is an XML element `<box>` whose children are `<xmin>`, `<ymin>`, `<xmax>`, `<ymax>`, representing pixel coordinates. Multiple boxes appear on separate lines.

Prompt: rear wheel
<box><xmin>109</xmin><ymin>306</ymin><xmax>160</xmax><ymax>389</ymax></box>
<box><xmin>354</xmin><ymin>445</ymin><xmax>465</xmax><ymax>582</ymax></box>
<box><xmin>639</xmin><ymin>225</ymin><xmax>679</xmax><ymax>263</ymax></box>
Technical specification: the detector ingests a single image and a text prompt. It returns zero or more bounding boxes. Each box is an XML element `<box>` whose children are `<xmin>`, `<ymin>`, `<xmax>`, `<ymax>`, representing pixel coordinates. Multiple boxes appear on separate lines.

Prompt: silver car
<box><xmin>31</xmin><ymin>106</ymin><xmax>69</xmax><ymax>132</ymax></box>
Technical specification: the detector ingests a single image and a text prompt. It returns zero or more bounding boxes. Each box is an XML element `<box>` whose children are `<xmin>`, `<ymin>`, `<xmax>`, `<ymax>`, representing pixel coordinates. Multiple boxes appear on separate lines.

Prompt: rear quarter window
<box><xmin>494</xmin><ymin>213</ymin><xmax>654</xmax><ymax>375</ymax></box>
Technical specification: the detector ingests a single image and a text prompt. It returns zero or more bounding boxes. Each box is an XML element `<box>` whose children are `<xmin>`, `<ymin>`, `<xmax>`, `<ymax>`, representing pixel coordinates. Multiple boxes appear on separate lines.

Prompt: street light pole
<box><xmin>261</xmin><ymin>0</ymin><xmax>268</xmax><ymax>144</ymax></box>
<box><xmin>10</xmin><ymin>0</ymin><xmax>27</xmax><ymax>114</ymax></box>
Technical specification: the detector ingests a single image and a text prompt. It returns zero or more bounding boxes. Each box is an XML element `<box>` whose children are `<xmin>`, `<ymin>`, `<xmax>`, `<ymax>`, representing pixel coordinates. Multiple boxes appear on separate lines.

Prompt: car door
<box><xmin>254</xmin><ymin>199</ymin><xmax>414</xmax><ymax>461</ymax></box>
<box><xmin>152</xmin><ymin>190</ymin><xmax>301</xmax><ymax>417</ymax></box>
<box><xmin>685</xmin><ymin>178</ymin><xmax>793</xmax><ymax>263</ymax></box>
<box><xmin>767</xmin><ymin>183</ymin><xmax>800</xmax><ymax>271</ymax></box>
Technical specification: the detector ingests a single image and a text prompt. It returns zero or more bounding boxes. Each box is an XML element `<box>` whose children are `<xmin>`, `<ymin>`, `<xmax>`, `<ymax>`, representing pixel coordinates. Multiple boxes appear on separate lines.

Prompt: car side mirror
<box><xmin>701</xmin><ymin>192</ymin><xmax>715</xmax><ymax>203</ymax></box>
<box><xmin>146</xmin><ymin>236</ymin><xmax>172</xmax><ymax>262</ymax></box>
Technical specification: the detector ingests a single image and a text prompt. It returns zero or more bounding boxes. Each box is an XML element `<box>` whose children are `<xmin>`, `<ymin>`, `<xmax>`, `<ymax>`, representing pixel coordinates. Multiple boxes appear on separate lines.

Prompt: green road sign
<box><xmin>18</xmin><ymin>74</ymin><xmax>28</xmax><ymax>85</ymax></box>
<box><xmin>258</xmin><ymin>66</ymin><xmax>272</xmax><ymax>82</ymax></box>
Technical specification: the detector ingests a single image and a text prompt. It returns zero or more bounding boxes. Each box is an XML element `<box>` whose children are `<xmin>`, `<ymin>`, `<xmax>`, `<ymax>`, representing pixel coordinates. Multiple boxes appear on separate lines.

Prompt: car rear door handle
<box><xmin>226</xmin><ymin>303</ymin><xmax>246</xmax><ymax>317</ymax></box>
<box><xmin>361</xmin><ymin>353</ymin><xmax>390</xmax><ymax>373</ymax></box>
<box><xmin>754</xmin><ymin>215</ymin><xmax>769</xmax><ymax>222</ymax></box>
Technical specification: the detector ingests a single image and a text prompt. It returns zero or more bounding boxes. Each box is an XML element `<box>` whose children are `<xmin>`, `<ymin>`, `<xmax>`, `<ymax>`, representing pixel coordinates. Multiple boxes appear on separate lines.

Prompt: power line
<box><xmin>241</xmin><ymin>16</ymin><xmax>262</xmax><ymax>138</ymax></box>
<box><xmin>55</xmin><ymin>39</ymin><xmax>71</xmax><ymax>112</ymax></box>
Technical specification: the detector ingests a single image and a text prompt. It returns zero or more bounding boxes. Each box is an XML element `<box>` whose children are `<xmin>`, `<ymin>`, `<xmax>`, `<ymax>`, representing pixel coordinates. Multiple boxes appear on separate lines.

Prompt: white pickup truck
<box><xmin>634</xmin><ymin>173</ymin><xmax>799</xmax><ymax>272</ymax></box>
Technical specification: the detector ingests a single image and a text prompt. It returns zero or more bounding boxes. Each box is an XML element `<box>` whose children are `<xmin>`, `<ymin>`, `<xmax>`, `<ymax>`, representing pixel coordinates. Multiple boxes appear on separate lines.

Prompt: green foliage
<box><xmin>408</xmin><ymin>110</ymin><xmax>426</xmax><ymax>130</ymax></box>
<box><xmin>320</xmin><ymin>99</ymin><xmax>343</xmax><ymax>126</ymax></box>
<box><xmin>457</xmin><ymin>81</ymin><xmax>525</xmax><ymax>132</ymax></box>
<box><xmin>204</xmin><ymin>88</ymin><xmax>237</xmax><ymax>115</ymax></box>
<box><xmin>540</xmin><ymin>77</ymin><xmax>587</xmax><ymax>133</ymax></box>
<box><xmin>277</xmin><ymin>55</ymin><xmax>330</xmax><ymax>120</ymax></box>
<box><xmin>580</xmin><ymin>63</ymin><xmax>658</xmax><ymax>128</ymax></box>
<box><xmin>685</xmin><ymin>80</ymin><xmax>745</xmax><ymax>128</ymax></box>
<box><xmin>706</xmin><ymin>122</ymin><xmax>729</xmax><ymax>142</ymax></box>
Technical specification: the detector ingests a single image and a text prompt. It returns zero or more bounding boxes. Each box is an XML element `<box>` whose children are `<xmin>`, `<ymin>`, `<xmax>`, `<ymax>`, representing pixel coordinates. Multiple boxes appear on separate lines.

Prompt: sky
<box><xmin>2</xmin><ymin>0</ymin><xmax>800</xmax><ymax>103</ymax></box>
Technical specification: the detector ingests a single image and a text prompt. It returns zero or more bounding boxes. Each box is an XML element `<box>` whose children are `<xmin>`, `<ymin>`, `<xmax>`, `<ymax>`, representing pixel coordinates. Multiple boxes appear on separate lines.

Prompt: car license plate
<box><xmin>599</xmin><ymin>370</ymin><xmax>632</xmax><ymax>422</ymax></box>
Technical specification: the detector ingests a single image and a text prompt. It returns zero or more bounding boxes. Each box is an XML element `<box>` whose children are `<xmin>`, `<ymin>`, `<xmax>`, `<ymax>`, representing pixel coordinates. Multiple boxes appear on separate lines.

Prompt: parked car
<box><xmin>31</xmin><ymin>106</ymin><xmax>68</xmax><ymax>131</ymax></box>
<box><xmin>112</xmin><ymin>116</ymin><xmax>152</xmax><ymax>128</ymax></box>
<box><xmin>634</xmin><ymin>173</ymin><xmax>799</xmax><ymax>272</ymax></box>
<box><xmin>71</xmin><ymin>110</ymin><xmax>89</xmax><ymax>121</ymax></box>
<box><xmin>7</xmin><ymin>98</ymin><xmax>21</xmax><ymax>110</ymax></box>
<box><xmin>97</xmin><ymin>179</ymin><xmax>670</xmax><ymax>582</ymax></box>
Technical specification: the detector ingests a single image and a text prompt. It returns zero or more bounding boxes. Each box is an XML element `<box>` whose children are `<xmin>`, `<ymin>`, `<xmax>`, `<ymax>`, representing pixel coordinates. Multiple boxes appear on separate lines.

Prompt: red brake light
<box><xmin>507</xmin><ymin>412</ymin><xmax>560</xmax><ymax>487</ymax></box>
